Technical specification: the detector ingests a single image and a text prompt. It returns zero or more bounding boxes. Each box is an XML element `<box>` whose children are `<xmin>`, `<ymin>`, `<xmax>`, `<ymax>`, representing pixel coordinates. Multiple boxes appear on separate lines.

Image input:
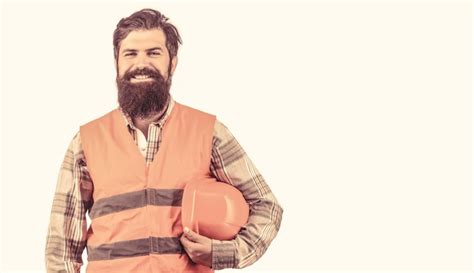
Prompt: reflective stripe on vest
<box><xmin>87</xmin><ymin>237</ymin><xmax>184</xmax><ymax>261</ymax></box>
<box><xmin>89</xmin><ymin>188</ymin><xmax>184</xmax><ymax>219</ymax></box>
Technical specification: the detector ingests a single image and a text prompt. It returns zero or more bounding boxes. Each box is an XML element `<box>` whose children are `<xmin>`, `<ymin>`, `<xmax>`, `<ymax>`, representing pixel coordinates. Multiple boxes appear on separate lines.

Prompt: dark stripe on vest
<box><xmin>90</xmin><ymin>188</ymin><xmax>184</xmax><ymax>219</ymax></box>
<box><xmin>87</xmin><ymin>237</ymin><xmax>184</xmax><ymax>261</ymax></box>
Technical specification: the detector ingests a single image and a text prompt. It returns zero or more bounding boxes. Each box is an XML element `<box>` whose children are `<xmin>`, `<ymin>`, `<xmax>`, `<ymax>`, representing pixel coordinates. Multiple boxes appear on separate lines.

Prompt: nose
<box><xmin>133</xmin><ymin>52</ymin><xmax>151</xmax><ymax>69</ymax></box>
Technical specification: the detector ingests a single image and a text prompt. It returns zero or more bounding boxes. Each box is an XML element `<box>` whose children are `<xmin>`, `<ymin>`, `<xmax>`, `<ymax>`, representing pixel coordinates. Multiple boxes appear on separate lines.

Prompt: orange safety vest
<box><xmin>80</xmin><ymin>102</ymin><xmax>216</xmax><ymax>273</ymax></box>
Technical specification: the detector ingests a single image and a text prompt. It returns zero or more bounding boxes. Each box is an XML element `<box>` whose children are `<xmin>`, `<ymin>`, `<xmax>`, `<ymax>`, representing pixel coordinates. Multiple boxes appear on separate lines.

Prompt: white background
<box><xmin>1</xmin><ymin>0</ymin><xmax>472</xmax><ymax>272</ymax></box>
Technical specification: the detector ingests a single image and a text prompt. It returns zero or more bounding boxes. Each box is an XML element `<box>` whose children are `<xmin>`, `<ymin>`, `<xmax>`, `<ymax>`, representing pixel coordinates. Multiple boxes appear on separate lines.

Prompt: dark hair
<box><xmin>113</xmin><ymin>9</ymin><xmax>182</xmax><ymax>62</ymax></box>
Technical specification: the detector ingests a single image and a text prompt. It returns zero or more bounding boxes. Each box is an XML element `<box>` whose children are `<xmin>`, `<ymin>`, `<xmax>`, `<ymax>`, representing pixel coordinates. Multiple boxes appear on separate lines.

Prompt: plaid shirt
<box><xmin>45</xmin><ymin>97</ymin><xmax>283</xmax><ymax>272</ymax></box>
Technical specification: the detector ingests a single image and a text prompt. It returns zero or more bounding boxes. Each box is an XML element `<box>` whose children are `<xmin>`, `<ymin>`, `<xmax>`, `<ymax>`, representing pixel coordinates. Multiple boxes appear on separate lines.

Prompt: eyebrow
<box><xmin>122</xmin><ymin>47</ymin><xmax>163</xmax><ymax>53</ymax></box>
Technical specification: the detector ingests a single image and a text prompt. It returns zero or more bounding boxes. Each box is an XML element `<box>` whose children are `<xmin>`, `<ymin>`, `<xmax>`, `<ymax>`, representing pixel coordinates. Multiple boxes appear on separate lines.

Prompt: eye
<box><xmin>124</xmin><ymin>52</ymin><xmax>136</xmax><ymax>57</ymax></box>
<box><xmin>149</xmin><ymin>52</ymin><xmax>161</xmax><ymax>56</ymax></box>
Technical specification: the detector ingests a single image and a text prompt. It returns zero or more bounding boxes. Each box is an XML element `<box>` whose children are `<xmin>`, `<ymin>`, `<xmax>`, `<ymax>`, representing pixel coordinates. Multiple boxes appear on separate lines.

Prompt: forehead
<box><xmin>119</xmin><ymin>28</ymin><xmax>167</xmax><ymax>51</ymax></box>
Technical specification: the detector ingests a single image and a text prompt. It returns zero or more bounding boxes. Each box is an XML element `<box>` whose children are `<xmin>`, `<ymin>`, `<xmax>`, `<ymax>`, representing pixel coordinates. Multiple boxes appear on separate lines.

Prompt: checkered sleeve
<box><xmin>45</xmin><ymin>132</ymin><xmax>94</xmax><ymax>273</ymax></box>
<box><xmin>210</xmin><ymin>120</ymin><xmax>283</xmax><ymax>270</ymax></box>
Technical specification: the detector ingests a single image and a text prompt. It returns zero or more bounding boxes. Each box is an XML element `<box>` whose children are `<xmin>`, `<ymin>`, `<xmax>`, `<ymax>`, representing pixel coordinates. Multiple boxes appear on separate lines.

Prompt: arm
<box><xmin>210</xmin><ymin>120</ymin><xmax>284</xmax><ymax>269</ymax></box>
<box><xmin>44</xmin><ymin>132</ymin><xmax>94</xmax><ymax>273</ymax></box>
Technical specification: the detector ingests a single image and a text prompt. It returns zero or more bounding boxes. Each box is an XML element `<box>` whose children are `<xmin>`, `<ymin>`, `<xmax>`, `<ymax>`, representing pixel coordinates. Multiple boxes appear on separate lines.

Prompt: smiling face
<box><xmin>116</xmin><ymin>28</ymin><xmax>178</xmax><ymax>120</ymax></box>
<box><xmin>117</xmin><ymin>28</ymin><xmax>177</xmax><ymax>81</ymax></box>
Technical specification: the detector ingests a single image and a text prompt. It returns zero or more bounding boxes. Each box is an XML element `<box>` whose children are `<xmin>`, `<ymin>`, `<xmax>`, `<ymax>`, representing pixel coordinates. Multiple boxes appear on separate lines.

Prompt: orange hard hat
<box><xmin>181</xmin><ymin>178</ymin><xmax>249</xmax><ymax>240</ymax></box>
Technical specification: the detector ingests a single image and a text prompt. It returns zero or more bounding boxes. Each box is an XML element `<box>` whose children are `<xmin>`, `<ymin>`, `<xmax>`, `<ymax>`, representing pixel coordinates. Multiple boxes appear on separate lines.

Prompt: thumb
<box><xmin>183</xmin><ymin>226</ymin><xmax>202</xmax><ymax>243</ymax></box>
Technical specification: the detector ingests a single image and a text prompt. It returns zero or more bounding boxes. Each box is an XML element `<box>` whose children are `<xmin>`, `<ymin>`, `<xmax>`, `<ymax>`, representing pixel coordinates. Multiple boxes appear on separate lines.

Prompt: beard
<box><xmin>116</xmin><ymin>66</ymin><xmax>171</xmax><ymax>120</ymax></box>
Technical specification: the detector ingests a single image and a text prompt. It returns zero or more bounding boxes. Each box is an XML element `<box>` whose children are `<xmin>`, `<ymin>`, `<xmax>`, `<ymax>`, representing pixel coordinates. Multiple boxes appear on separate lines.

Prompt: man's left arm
<box><xmin>209</xmin><ymin>119</ymin><xmax>284</xmax><ymax>269</ymax></box>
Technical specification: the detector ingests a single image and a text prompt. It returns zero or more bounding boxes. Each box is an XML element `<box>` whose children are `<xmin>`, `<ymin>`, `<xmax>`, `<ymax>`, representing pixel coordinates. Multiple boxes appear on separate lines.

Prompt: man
<box><xmin>45</xmin><ymin>8</ymin><xmax>283</xmax><ymax>273</ymax></box>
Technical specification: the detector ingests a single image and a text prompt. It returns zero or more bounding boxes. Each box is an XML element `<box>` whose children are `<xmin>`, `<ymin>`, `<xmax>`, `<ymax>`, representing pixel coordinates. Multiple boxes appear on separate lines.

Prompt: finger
<box><xmin>180</xmin><ymin>236</ymin><xmax>198</xmax><ymax>261</ymax></box>
<box><xmin>183</xmin><ymin>226</ymin><xmax>203</xmax><ymax>243</ymax></box>
<box><xmin>180</xmin><ymin>235</ymin><xmax>190</xmax><ymax>250</ymax></box>
<box><xmin>180</xmin><ymin>235</ymin><xmax>196</xmax><ymax>253</ymax></box>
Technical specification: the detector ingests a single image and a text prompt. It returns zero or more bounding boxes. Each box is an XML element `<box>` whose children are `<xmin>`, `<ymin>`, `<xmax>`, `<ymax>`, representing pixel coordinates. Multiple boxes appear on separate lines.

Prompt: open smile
<box><xmin>130</xmin><ymin>75</ymin><xmax>155</xmax><ymax>83</ymax></box>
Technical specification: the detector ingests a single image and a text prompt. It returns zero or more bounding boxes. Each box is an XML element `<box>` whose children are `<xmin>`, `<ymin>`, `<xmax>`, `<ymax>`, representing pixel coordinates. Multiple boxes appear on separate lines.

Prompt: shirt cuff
<box><xmin>211</xmin><ymin>239</ymin><xmax>235</xmax><ymax>270</ymax></box>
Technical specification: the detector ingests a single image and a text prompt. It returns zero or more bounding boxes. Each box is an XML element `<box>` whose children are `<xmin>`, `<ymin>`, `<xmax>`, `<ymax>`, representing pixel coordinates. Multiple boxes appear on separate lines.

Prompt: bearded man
<box><xmin>45</xmin><ymin>8</ymin><xmax>283</xmax><ymax>273</ymax></box>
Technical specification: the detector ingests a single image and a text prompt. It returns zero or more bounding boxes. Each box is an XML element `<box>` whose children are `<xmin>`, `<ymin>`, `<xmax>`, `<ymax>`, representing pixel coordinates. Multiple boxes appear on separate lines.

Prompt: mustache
<box><xmin>122</xmin><ymin>67</ymin><xmax>164</xmax><ymax>81</ymax></box>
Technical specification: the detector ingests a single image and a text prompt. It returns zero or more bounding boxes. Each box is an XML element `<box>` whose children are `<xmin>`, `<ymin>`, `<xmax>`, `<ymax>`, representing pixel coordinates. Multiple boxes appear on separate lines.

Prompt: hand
<box><xmin>180</xmin><ymin>227</ymin><xmax>212</xmax><ymax>267</ymax></box>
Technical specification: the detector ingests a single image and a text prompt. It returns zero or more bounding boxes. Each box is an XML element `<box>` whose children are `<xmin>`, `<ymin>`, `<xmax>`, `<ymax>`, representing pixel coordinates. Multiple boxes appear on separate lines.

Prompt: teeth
<box><xmin>134</xmin><ymin>75</ymin><xmax>150</xmax><ymax>79</ymax></box>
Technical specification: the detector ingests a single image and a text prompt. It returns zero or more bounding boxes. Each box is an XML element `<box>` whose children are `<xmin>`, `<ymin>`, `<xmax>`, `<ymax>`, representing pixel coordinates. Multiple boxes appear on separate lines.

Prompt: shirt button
<box><xmin>141</xmin><ymin>148</ymin><xmax>146</xmax><ymax>151</ymax></box>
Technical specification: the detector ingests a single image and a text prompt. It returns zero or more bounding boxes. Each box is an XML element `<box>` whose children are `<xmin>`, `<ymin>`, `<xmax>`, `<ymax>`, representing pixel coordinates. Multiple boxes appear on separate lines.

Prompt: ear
<box><xmin>114</xmin><ymin>51</ymin><xmax>120</xmax><ymax>76</ymax></box>
<box><xmin>169</xmin><ymin>56</ymin><xmax>178</xmax><ymax>76</ymax></box>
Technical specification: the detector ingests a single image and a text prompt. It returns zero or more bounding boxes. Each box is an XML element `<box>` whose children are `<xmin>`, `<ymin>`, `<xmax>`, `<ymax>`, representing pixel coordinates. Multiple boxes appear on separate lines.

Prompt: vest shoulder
<box><xmin>177</xmin><ymin>102</ymin><xmax>216</xmax><ymax>119</ymax></box>
<box><xmin>80</xmin><ymin>109</ymin><xmax>118</xmax><ymax>129</ymax></box>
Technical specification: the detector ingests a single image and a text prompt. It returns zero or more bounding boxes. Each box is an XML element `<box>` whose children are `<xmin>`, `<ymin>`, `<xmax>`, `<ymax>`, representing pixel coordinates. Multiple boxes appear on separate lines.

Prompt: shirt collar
<box><xmin>119</xmin><ymin>96</ymin><xmax>175</xmax><ymax>130</ymax></box>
